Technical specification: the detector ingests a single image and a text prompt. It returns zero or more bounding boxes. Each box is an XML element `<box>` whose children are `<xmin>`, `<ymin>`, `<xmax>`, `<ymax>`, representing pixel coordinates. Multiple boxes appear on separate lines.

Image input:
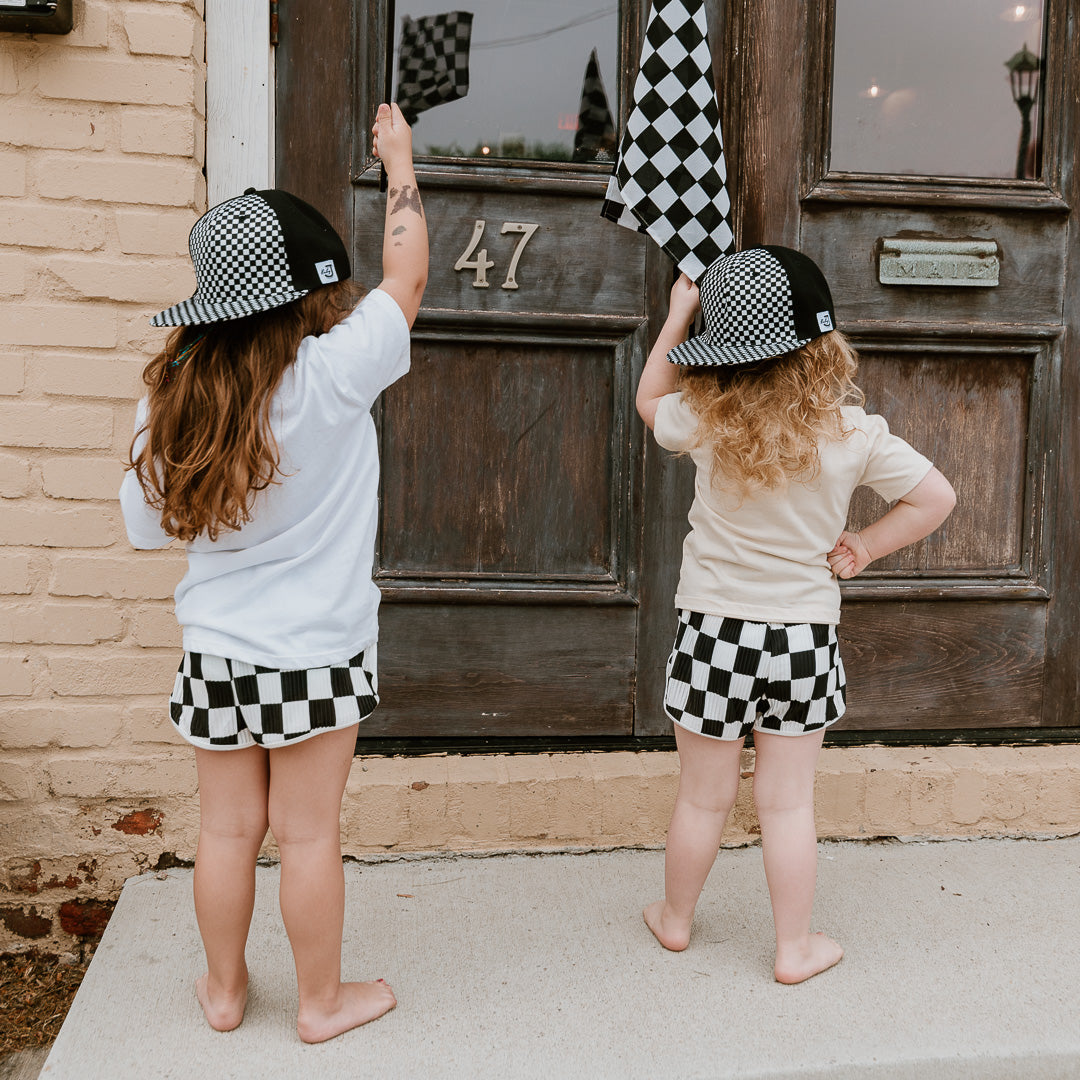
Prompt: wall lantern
<box><xmin>0</xmin><ymin>1</ymin><xmax>73</xmax><ymax>34</ymax></box>
<box><xmin>1005</xmin><ymin>42</ymin><xmax>1040</xmax><ymax>178</ymax></box>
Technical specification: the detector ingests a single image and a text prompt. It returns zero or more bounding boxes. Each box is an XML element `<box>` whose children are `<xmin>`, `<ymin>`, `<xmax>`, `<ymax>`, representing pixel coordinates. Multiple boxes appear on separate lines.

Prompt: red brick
<box><xmin>0</xmin><ymin>505</ymin><xmax>116</xmax><ymax>547</ymax></box>
<box><xmin>59</xmin><ymin>898</ymin><xmax>112</xmax><ymax>937</ymax></box>
<box><xmin>1</xmin><ymin>403</ymin><xmax>113</xmax><ymax>448</ymax></box>
<box><xmin>37</xmin><ymin>53</ymin><xmax>194</xmax><ymax>107</ymax></box>
<box><xmin>0</xmin><ymin>202</ymin><xmax>107</xmax><ymax>250</ymax></box>
<box><xmin>0</xmin><ymin>602</ymin><xmax>124</xmax><ymax>644</ymax></box>
<box><xmin>111</xmin><ymin>809</ymin><xmax>163</xmax><ymax>835</ymax></box>
<box><xmin>0</xmin><ymin>906</ymin><xmax>52</xmax><ymax>940</ymax></box>
<box><xmin>51</xmin><ymin>553</ymin><xmax>182</xmax><ymax>599</ymax></box>
<box><xmin>0</xmin><ymin>304</ymin><xmax>117</xmax><ymax>349</ymax></box>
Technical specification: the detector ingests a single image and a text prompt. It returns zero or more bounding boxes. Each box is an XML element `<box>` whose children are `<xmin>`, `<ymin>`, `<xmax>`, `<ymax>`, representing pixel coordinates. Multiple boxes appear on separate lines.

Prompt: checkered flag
<box><xmin>573</xmin><ymin>48</ymin><xmax>616</xmax><ymax>163</ymax></box>
<box><xmin>395</xmin><ymin>11</ymin><xmax>474</xmax><ymax>125</ymax></box>
<box><xmin>601</xmin><ymin>0</ymin><xmax>734</xmax><ymax>282</ymax></box>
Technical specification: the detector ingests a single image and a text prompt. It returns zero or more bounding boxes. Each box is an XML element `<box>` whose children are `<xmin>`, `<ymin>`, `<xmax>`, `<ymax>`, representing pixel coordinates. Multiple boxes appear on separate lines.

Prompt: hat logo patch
<box><xmin>315</xmin><ymin>259</ymin><xmax>339</xmax><ymax>283</ymax></box>
<box><xmin>816</xmin><ymin>310</ymin><xmax>833</xmax><ymax>332</ymax></box>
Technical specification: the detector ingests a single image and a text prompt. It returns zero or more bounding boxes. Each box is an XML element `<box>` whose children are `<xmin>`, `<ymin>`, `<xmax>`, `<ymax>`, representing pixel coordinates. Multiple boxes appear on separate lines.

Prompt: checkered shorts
<box><xmin>169</xmin><ymin>647</ymin><xmax>378</xmax><ymax>750</ymax></box>
<box><xmin>663</xmin><ymin>611</ymin><xmax>845</xmax><ymax>740</ymax></box>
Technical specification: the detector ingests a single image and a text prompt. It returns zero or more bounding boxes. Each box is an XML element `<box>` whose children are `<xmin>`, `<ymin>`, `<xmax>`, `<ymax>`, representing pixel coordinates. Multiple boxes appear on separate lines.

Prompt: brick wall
<box><xmin>0</xmin><ymin>0</ymin><xmax>203</xmax><ymax>951</ymax></box>
<box><xmin>1</xmin><ymin>1</ymin><xmax>1077</xmax><ymax>957</ymax></box>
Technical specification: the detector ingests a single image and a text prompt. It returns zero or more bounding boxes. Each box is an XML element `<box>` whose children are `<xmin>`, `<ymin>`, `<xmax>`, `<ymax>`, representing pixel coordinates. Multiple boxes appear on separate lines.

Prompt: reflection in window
<box><xmin>830</xmin><ymin>1</ymin><xmax>1044</xmax><ymax>179</ymax></box>
<box><xmin>392</xmin><ymin>2</ymin><xmax>619</xmax><ymax>164</ymax></box>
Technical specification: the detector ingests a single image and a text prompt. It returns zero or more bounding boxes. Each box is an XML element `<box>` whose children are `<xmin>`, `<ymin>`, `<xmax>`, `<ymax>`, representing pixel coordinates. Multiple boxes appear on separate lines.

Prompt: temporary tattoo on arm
<box><xmin>389</xmin><ymin>184</ymin><xmax>424</xmax><ymax>218</ymax></box>
<box><xmin>392</xmin><ymin>225</ymin><xmax>407</xmax><ymax>235</ymax></box>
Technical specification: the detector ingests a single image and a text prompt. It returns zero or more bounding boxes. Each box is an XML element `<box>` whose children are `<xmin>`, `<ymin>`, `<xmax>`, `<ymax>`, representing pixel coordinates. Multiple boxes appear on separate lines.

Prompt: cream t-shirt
<box><xmin>653</xmin><ymin>394</ymin><xmax>933</xmax><ymax>625</ymax></box>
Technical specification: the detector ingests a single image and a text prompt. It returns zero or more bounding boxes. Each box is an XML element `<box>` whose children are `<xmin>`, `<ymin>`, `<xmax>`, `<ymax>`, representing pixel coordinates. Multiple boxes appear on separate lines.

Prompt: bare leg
<box><xmin>644</xmin><ymin>724</ymin><xmax>744</xmax><ymax>951</ymax></box>
<box><xmin>752</xmin><ymin>729</ymin><xmax>842</xmax><ymax>983</ymax></box>
<box><xmin>267</xmin><ymin>726</ymin><xmax>395</xmax><ymax>1043</ymax></box>
<box><xmin>193</xmin><ymin>744</ymin><xmax>269</xmax><ymax>1031</ymax></box>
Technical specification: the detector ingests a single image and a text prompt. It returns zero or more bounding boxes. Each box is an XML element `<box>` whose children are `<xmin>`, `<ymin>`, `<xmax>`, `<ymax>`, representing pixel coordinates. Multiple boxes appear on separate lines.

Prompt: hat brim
<box><xmin>667</xmin><ymin>331</ymin><xmax>815</xmax><ymax>367</ymax></box>
<box><xmin>150</xmin><ymin>289</ymin><xmax>310</xmax><ymax>327</ymax></box>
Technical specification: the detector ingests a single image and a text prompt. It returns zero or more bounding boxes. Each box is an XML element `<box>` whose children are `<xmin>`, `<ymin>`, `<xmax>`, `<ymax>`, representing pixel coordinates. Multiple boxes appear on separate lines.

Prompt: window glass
<box><xmin>830</xmin><ymin>1</ymin><xmax>1044</xmax><ymax>178</ymax></box>
<box><xmin>392</xmin><ymin>2</ymin><xmax>619</xmax><ymax>163</ymax></box>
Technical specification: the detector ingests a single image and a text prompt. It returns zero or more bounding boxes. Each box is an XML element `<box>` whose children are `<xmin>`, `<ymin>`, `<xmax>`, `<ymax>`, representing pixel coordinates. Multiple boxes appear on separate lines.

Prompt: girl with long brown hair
<box><xmin>636</xmin><ymin>248</ymin><xmax>955</xmax><ymax>984</ymax></box>
<box><xmin>121</xmin><ymin>103</ymin><xmax>427</xmax><ymax>1042</ymax></box>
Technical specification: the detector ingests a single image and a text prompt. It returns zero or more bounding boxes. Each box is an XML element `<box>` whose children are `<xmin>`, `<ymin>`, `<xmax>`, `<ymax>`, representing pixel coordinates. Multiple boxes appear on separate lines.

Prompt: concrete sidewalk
<box><xmin>40</xmin><ymin>837</ymin><xmax>1080</xmax><ymax>1079</ymax></box>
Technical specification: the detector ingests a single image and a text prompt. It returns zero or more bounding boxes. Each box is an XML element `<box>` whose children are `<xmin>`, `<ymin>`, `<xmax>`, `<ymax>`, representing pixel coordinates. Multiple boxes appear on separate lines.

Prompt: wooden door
<box><xmin>276</xmin><ymin>1</ymin><xmax>689</xmax><ymax>744</ymax></box>
<box><xmin>721</xmin><ymin>0</ymin><xmax>1080</xmax><ymax>734</ymax></box>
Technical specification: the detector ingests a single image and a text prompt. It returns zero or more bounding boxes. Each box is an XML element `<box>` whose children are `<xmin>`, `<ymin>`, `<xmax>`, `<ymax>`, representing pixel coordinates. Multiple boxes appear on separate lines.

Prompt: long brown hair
<box><xmin>128</xmin><ymin>280</ymin><xmax>365</xmax><ymax>542</ymax></box>
<box><xmin>677</xmin><ymin>329</ymin><xmax>865</xmax><ymax>498</ymax></box>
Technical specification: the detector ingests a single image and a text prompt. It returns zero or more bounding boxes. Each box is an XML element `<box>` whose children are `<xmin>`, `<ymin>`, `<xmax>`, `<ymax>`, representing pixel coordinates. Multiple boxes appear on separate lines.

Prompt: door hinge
<box><xmin>269</xmin><ymin>0</ymin><xmax>279</xmax><ymax>46</ymax></box>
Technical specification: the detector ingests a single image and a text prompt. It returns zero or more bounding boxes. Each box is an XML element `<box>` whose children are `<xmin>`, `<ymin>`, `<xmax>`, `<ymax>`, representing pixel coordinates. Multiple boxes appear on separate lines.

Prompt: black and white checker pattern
<box><xmin>152</xmin><ymin>194</ymin><xmax>306</xmax><ymax>327</ymax></box>
<box><xmin>169</xmin><ymin>647</ymin><xmax>378</xmax><ymax>750</ymax></box>
<box><xmin>601</xmin><ymin>0</ymin><xmax>734</xmax><ymax>282</ymax></box>
<box><xmin>573</xmin><ymin>48</ymin><xmax>616</xmax><ymax>163</ymax></box>
<box><xmin>669</xmin><ymin>247</ymin><xmax>810</xmax><ymax>366</ymax></box>
<box><xmin>395</xmin><ymin>11</ymin><xmax>473</xmax><ymax>125</ymax></box>
<box><xmin>663</xmin><ymin>610</ymin><xmax>845</xmax><ymax>740</ymax></box>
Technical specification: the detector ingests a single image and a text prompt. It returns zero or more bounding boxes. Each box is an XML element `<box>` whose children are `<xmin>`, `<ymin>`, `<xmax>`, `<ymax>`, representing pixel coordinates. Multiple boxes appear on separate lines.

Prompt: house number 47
<box><xmin>454</xmin><ymin>219</ymin><xmax>540</xmax><ymax>290</ymax></box>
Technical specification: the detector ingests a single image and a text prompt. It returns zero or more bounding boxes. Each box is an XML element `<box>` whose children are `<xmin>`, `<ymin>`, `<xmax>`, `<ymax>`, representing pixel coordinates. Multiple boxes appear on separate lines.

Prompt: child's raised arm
<box><xmin>371</xmin><ymin>102</ymin><xmax>428</xmax><ymax>328</ymax></box>
<box><xmin>636</xmin><ymin>274</ymin><xmax>699</xmax><ymax>430</ymax></box>
<box><xmin>828</xmin><ymin>467</ymin><xmax>956</xmax><ymax>579</ymax></box>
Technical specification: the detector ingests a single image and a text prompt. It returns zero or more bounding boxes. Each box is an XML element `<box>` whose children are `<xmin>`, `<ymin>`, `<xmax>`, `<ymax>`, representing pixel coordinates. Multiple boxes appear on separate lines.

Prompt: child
<box><xmin>636</xmin><ymin>247</ymin><xmax>955</xmax><ymax>984</ymax></box>
<box><xmin>120</xmin><ymin>102</ymin><xmax>427</xmax><ymax>1041</ymax></box>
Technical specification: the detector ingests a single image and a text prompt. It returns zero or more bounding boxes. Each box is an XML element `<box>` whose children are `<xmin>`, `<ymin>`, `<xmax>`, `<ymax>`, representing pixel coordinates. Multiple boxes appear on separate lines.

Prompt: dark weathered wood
<box><xmin>836</xmin><ymin>601</ymin><xmax>1045</xmax><ymax>729</ymax></box>
<box><xmin>274</xmin><ymin>0</ymin><xmax>356</xmax><ymax>245</ymax></box>
<box><xmin>366</xmin><ymin>605</ymin><xmax>636</xmax><ymax>737</ymax></box>
<box><xmin>848</xmin><ymin>348</ymin><xmax>1032</xmax><ymax>574</ymax></box>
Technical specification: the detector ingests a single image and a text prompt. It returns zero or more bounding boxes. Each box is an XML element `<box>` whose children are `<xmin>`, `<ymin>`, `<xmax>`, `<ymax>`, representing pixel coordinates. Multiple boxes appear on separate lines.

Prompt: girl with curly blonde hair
<box><xmin>636</xmin><ymin>247</ymin><xmax>955</xmax><ymax>984</ymax></box>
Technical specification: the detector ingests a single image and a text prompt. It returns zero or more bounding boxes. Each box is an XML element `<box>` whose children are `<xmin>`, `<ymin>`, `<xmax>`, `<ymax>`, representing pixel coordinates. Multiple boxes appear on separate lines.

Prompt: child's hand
<box><xmin>371</xmin><ymin>103</ymin><xmax>414</xmax><ymax>174</ymax></box>
<box><xmin>668</xmin><ymin>274</ymin><xmax>700</xmax><ymax>328</ymax></box>
<box><xmin>828</xmin><ymin>530</ymin><xmax>873</xmax><ymax>579</ymax></box>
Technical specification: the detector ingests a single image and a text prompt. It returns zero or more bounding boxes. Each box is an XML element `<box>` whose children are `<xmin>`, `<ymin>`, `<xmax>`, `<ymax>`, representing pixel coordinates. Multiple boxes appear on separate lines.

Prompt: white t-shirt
<box><xmin>120</xmin><ymin>287</ymin><xmax>411</xmax><ymax>668</ymax></box>
<box><xmin>653</xmin><ymin>394</ymin><xmax>933</xmax><ymax>626</ymax></box>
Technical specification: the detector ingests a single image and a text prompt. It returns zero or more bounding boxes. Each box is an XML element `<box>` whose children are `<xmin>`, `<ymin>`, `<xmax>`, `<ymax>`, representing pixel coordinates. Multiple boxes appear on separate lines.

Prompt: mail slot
<box><xmin>0</xmin><ymin>1</ymin><xmax>73</xmax><ymax>34</ymax></box>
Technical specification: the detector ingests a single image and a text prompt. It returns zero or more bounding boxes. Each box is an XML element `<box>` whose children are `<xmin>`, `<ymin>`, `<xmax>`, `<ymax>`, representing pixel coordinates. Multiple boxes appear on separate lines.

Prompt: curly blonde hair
<box><xmin>676</xmin><ymin>330</ymin><xmax>865</xmax><ymax>498</ymax></box>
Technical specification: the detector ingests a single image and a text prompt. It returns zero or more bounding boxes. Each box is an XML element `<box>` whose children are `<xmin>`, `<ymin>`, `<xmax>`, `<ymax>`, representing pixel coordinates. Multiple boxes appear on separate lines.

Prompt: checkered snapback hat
<box><xmin>668</xmin><ymin>246</ymin><xmax>837</xmax><ymax>367</ymax></box>
<box><xmin>151</xmin><ymin>188</ymin><xmax>350</xmax><ymax>326</ymax></box>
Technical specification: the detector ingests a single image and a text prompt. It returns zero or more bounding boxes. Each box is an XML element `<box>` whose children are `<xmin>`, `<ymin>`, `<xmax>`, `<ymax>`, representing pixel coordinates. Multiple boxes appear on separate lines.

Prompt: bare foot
<box><xmin>643</xmin><ymin>900</ymin><xmax>691</xmax><ymax>952</ymax></box>
<box><xmin>195</xmin><ymin>972</ymin><xmax>247</xmax><ymax>1032</ymax></box>
<box><xmin>774</xmin><ymin>932</ymin><xmax>844</xmax><ymax>984</ymax></box>
<box><xmin>296</xmin><ymin>980</ymin><xmax>397</xmax><ymax>1044</ymax></box>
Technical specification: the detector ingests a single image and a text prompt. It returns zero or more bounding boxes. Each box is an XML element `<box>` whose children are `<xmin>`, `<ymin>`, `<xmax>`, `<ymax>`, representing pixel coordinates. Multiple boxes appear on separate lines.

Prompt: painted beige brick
<box><xmin>128</xmin><ymin>605</ymin><xmax>179</xmax><ymax>648</ymax></box>
<box><xmin>446</xmin><ymin>756</ymin><xmax>510</xmax><ymax>846</ymax></box>
<box><xmin>0</xmin><ymin>203</ymin><xmax>107</xmax><ymax>250</ymax></box>
<box><xmin>0</xmin><ymin>151</ymin><xmax>26</xmax><ymax>197</ymax></box>
<box><xmin>343</xmin><ymin>758</ymin><xmax>411</xmax><ymax>849</ymax></box>
<box><xmin>0</xmin><ymin>602</ymin><xmax>124</xmax><ymax>645</ymax></box>
<box><xmin>0</xmin><ymin>304</ymin><xmax>116</xmax><ymax>349</ymax></box>
<box><xmin>0</xmin><ymin>355</ymin><xmax>26</xmax><ymax>395</ymax></box>
<box><xmin>908</xmin><ymin>759</ymin><xmax>953</xmax><ymax>828</ymax></box>
<box><xmin>42</xmin><ymin>456</ymin><xmax>125</xmax><ymax>500</ymax></box>
<box><xmin>124</xmin><ymin>7</ymin><xmax>196</xmax><ymax>57</ymax></box>
<box><xmin>593</xmin><ymin>751</ymin><xmax>646</xmax><ymax>839</ymax></box>
<box><xmin>36</xmin><ymin>54</ymin><xmax>194</xmax><ymax>108</ymax></box>
<box><xmin>47</xmin><ymin>648</ymin><xmax>177</xmax><ymax>696</ymax></box>
<box><xmin>51</xmin><ymin>553</ymin><xmax>182</xmax><ymax>599</ymax></box>
<box><xmin>2</xmin><ymin>402</ymin><xmax>113</xmax><ymax>449</ymax></box>
<box><xmin>48</xmin><ymin>254</ymin><xmax>194</xmax><ymax>305</ymax></box>
<box><xmin>38</xmin><ymin>355</ymin><xmax>144</xmax><ymax>400</ymax></box>
<box><xmin>0</xmin><ymin>760</ymin><xmax>44</xmax><ymax>801</ymax></box>
<box><xmin>0</xmin><ymin>655</ymin><xmax>34</xmax><ymax>696</ymax></box>
<box><xmin>0</xmin><ymin>451</ymin><xmax>32</xmax><ymax>497</ymax></box>
<box><xmin>116</xmin><ymin>207</ymin><xmax>196</xmax><ymax>256</ymax></box>
<box><xmin>0</xmin><ymin>555</ymin><xmax>32</xmax><ymax>595</ymax></box>
<box><xmin>815</xmin><ymin>753</ymin><xmax>868</xmax><ymax>832</ymax></box>
<box><xmin>46</xmin><ymin>753</ymin><xmax>196</xmax><ymax>799</ymax></box>
<box><xmin>0</xmin><ymin>704</ymin><xmax>123</xmax><ymax>748</ymax></box>
<box><xmin>1032</xmin><ymin>759</ymin><xmax>1080</xmax><ymax>828</ymax></box>
<box><xmin>0</xmin><ymin>106</ymin><xmax>107</xmax><ymax>151</ymax></box>
<box><xmin>125</xmin><ymin>702</ymin><xmax>182</xmax><ymax>746</ymax></box>
<box><xmin>35</xmin><ymin>155</ymin><xmax>199</xmax><ymax>207</ymax></box>
<box><xmin>64</xmin><ymin>1</ymin><xmax>111</xmax><ymax>48</ymax></box>
<box><xmin>547</xmin><ymin>752</ymin><xmax>601</xmax><ymax>839</ymax></box>
<box><xmin>504</xmin><ymin>753</ymin><xmax>556</xmax><ymax>841</ymax></box>
<box><xmin>0</xmin><ymin>50</ymin><xmax>16</xmax><ymax>94</ymax></box>
<box><xmin>401</xmin><ymin>757</ymin><xmax>452</xmax><ymax>847</ymax></box>
<box><xmin>0</xmin><ymin>253</ymin><xmax>25</xmax><ymax>295</ymax></box>
<box><xmin>0</xmin><ymin>505</ymin><xmax>116</xmax><ymax>547</ymax></box>
<box><xmin>120</xmin><ymin>107</ymin><xmax>195</xmax><ymax>157</ymax></box>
